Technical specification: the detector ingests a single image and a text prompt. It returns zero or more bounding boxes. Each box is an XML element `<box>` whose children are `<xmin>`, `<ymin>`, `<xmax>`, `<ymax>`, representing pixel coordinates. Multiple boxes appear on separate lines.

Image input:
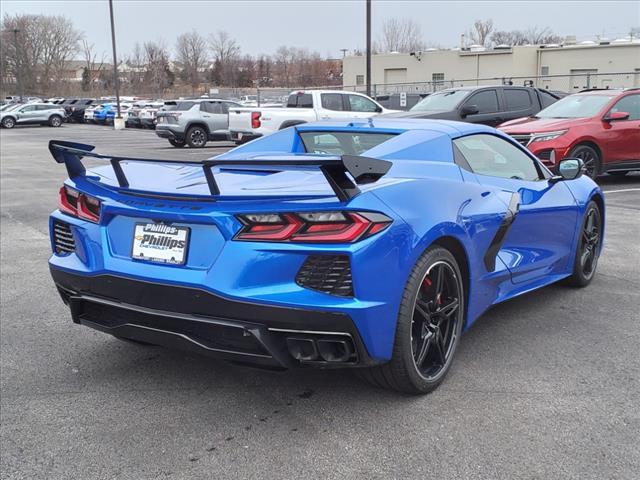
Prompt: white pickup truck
<box><xmin>228</xmin><ymin>90</ymin><xmax>398</xmax><ymax>144</ymax></box>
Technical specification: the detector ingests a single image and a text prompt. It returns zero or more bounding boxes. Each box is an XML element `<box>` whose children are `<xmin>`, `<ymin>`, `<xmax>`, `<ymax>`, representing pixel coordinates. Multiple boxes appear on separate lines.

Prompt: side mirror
<box><xmin>604</xmin><ymin>111</ymin><xmax>629</xmax><ymax>122</ymax></box>
<box><xmin>375</xmin><ymin>105</ymin><xmax>383</xmax><ymax>113</ymax></box>
<box><xmin>460</xmin><ymin>104</ymin><xmax>479</xmax><ymax>117</ymax></box>
<box><xmin>550</xmin><ymin>158</ymin><xmax>584</xmax><ymax>183</ymax></box>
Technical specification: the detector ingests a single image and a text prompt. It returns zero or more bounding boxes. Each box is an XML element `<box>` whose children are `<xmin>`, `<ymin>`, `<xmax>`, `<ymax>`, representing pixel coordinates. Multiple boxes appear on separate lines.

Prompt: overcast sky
<box><xmin>2</xmin><ymin>0</ymin><xmax>639</xmax><ymax>59</ymax></box>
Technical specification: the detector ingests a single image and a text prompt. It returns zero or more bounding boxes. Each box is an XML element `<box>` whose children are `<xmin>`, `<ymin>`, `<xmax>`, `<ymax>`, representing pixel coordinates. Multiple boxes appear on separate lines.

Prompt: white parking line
<box><xmin>604</xmin><ymin>188</ymin><xmax>640</xmax><ymax>194</ymax></box>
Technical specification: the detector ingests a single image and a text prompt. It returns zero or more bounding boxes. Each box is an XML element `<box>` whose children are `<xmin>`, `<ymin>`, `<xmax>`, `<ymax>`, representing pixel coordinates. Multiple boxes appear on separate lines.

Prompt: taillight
<box><xmin>251</xmin><ymin>111</ymin><xmax>261</xmax><ymax>129</ymax></box>
<box><xmin>58</xmin><ymin>185</ymin><xmax>101</xmax><ymax>223</ymax></box>
<box><xmin>235</xmin><ymin>211</ymin><xmax>391</xmax><ymax>243</ymax></box>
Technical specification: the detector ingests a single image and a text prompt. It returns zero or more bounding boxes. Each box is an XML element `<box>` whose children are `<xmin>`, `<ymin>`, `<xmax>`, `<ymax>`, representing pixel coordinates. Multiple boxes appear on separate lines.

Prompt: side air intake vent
<box><xmin>53</xmin><ymin>220</ymin><xmax>76</xmax><ymax>254</ymax></box>
<box><xmin>296</xmin><ymin>255</ymin><xmax>353</xmax><ymax>297</ymax></box>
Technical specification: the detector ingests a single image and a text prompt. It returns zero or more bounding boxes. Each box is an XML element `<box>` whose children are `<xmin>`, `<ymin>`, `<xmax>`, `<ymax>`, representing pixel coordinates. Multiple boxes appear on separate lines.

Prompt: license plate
<box><xmin>131</xmin><ymin>223</ymin><xmax>189</xmax><ymax>265</ymax></box>
<box><xmin>237</xmin><ymin>132</ymin><xmax>243</xmax><ymax>140</ymax></box>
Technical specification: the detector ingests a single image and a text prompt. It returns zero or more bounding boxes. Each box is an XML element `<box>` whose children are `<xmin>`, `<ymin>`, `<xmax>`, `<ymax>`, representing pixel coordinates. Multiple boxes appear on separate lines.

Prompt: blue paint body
<box><xmin>48</xmin><ymin>119</ymin><xmax>604</xmax><ymax>361</ymax></box>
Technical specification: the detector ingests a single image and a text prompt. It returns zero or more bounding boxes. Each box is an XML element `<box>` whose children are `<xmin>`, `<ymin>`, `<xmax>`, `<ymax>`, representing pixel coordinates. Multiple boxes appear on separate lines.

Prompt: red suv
<box><xmin>499</xmin><ymin>89</ymin><xmax>640</xmax><ymax>178</ymax></box>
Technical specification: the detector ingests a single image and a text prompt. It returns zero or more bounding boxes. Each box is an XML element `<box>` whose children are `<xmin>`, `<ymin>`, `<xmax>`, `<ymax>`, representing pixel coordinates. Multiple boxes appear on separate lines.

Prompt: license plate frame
<box><xmin>131</xmin><ymin>222</ymin><xmax>190</xmax><ymax>265</ymax></box>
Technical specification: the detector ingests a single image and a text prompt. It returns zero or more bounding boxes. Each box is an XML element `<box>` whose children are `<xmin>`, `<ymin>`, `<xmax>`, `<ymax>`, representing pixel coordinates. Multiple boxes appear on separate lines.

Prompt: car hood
<box><xmin>499</xmin><ymin>116</ymin><xmax>581</xmax><ymax>133</ymax></box>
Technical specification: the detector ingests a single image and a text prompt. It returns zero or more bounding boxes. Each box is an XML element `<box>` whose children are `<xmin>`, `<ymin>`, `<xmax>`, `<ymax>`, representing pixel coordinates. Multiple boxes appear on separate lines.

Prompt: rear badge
<box><xmin>131</xmin><ymin>223</ymin><xmax>190</xmax><ymax>265</ymax></box>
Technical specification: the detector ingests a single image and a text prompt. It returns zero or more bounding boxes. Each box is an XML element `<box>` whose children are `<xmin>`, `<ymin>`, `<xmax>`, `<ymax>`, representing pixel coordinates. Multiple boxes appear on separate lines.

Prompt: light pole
<box><xmin>365</xmin><ymin>0</ymin><xmax>372</xmax><ymax>97</ymax></box>
<box><xmin>108</xmin><ymin>0</ymin><xmax>123</xmax><ymax>129</ymax></box>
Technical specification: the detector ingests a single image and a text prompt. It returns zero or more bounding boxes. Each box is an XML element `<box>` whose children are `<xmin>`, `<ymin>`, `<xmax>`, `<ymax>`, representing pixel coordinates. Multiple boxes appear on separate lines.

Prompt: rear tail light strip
<box><xmin>59</xmin><ymin>186</ymin><xmax>101</xmax><ymax>223</ymax></box>
<box><xmin>235</xmin><ymin>211</ymin><xmax>391</xmax><ymax>243</ymax></box>
<box><xmin>251</xmin><ymin>111</ymin><xmax>261</xmax><ymax>129</ymax></box>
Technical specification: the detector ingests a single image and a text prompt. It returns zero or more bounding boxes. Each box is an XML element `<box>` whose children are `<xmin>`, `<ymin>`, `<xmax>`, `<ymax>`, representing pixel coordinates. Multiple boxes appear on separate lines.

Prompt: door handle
<box><xmin>203</xmin><ymin>115</ymin><xmax>211</xmax><ymax>118</ymax></box>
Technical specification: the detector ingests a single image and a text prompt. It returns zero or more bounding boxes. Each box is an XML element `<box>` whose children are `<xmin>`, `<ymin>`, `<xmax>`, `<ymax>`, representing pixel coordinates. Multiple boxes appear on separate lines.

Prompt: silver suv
<box><xmin>155</xmin><ymin>99</ymin><xmax>241</xmax><ymax>148</ymax></box>
<box><xmin>0</xmin><ymin>103</ymin><xmax>66</xmax><ymax>129</ymax></box>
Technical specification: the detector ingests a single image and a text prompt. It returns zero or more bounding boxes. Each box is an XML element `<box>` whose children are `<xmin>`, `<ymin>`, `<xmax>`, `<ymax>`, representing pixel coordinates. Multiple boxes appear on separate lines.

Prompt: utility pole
<box><xmin>108</xmin><ymin>0</ymin><xmax>123</xmax><ymax>128</ymax></box>
<box><xmin>12</xmin><ymin>29</ymin><xmax>23</xmax><ymax>102</ymax></box>
<box><xmin>340</xmin><ymin>48</ymin><xmax>348</xmax><ymax>58</ymax></box>
<box><xmin>365</xmin><ymin>0</ymin><xmax>372</xmax><ymax>97</ymax></box>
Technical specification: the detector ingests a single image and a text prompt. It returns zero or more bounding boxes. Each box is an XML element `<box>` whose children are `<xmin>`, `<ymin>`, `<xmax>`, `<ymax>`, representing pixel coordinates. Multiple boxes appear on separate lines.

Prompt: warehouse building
<box><xmin>343</xmin><ymin>41</ymin><xmax>640</xmax><ymax>93</ymax></box>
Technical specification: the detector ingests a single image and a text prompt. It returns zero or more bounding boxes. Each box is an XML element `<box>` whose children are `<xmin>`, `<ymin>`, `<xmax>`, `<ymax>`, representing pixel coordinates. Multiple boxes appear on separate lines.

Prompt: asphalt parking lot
<box><xmin>1</xmin><ymin>124</ymin><xmax>639</xmax><ymax>480</ymax></box>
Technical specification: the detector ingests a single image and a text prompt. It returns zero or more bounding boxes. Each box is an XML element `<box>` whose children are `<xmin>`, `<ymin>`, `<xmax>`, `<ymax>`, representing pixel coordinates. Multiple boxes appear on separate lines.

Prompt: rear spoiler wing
<box><xmin>49</xmin><ymin>140</ymin><xmax>392</xmax><ymax>202</ymax></box>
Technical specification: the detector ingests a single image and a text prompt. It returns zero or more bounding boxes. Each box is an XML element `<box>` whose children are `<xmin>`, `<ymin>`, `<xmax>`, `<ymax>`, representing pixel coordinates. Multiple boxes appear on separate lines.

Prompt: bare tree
<box><xmin>176</xmin><ymin>30</ymin><xmax>207</xmax><ymax>92</ymax></box>
<box><xmin>468</xmin><ymin>19</ymin><xmax>494</xmax><ymax>47</ymax></box>
<box><xmin>523</xmin><ymin>26</ymin><xmax>562</xmax><ymax>45</ymax></box>
<box><xmin>143</xmin><ymin>40</ymin><xmax>172</xmax><ymax>95</ymax></box>
<box><xmin>490</xmin><ymin>30</ymin><xmax>528</xmax><ymax>46</ymax></box>
<box><xmin>209</xmin><ymin>30</ymin><xmax>240</xmax><ymax>86</ymax></box>
<box><xmin>1</xmin><ymin>14</ymin><xmax>47</xmax><ymax>93</ymax></box>
<box><xmin>378</xmin><ymin>18</ymin><xmax>426</xmax><ymax>53</ymax></box>
<box><xmin>81</xmin><ymin>40</ymin><xmax>106</xmax><ymax>93</ymax></box>
<box><xmin>39</xmin><ymin>15</ymin><xmax>82</xmax><ymax>91</ymax></box>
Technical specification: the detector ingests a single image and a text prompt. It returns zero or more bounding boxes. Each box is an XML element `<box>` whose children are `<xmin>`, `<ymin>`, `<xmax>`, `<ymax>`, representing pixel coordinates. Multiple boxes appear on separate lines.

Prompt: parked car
<box><xmin>83</xmin><ymin>101</ymin><xmax>105</xmax><ymax>123</ymax></box>
<box><xmin>228</xmin><ymin>90</ymin><xmax>398</xmax><ymax>144</ymax></box>
<box><xmin>155</xmin><ymin>99</ymin><xmax>242</xmax><ymax>148</ymax></box>
<box><xmin>126</xmin><ymin>102</ymin><xmax>163</xmax><ymax>129</ymax></box>
<box><xmin>384</xmin><ymin>86</ymin><xmax>562</xmax><ymax>127</ymax></box>
<box><xmin>48</xmin><ymin>118</ymin><xmax>604</xmax><ymax>394</ymax></box>
<box><xmin>63</xmin><ymin>98</ymin><xmax>96</xmax><ymax>123</ymax></box>
<box><xmin>0</xmin><ymin>103</ymin><xmax>65</xmax><ymax>128</ymax></box>
<box><xmin>500</xmin><ymin>88</ymin><xmax>640</xmax><ymax>178</ymax></box>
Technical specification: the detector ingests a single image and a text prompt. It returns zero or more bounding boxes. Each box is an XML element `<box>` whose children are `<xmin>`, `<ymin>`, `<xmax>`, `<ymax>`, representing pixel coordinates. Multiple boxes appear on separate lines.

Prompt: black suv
<box><xmin>61</xmin><ymin>98</ymin><xmax>97</xmax><ymax>123</ymax></box>
<box><xmin>383</xmin><ymin>86</ymin><xmax>561</xmax><ymax>126</ymax></box>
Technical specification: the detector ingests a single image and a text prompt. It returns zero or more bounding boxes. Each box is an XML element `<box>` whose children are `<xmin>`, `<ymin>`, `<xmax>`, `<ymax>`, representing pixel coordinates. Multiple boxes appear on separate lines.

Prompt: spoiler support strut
<box><xmin>49</xmin><ymin>140</ymin><xmax>392</xmax><ymax>201</ymax></box>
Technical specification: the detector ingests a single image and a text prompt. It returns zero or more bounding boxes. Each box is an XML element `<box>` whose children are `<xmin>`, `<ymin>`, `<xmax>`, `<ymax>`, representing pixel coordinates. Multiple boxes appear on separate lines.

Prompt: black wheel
<box><xmin>357</xmin><ymin>246</ymin><xmax>465</xmax><ymax>394</ymax></box>
<box><xmin>168</xmin><ymin>138</ymin><xmax>186</xmax><ymax>148</ymax></box>
<box><xmin>49</xmin><ymin>115</ymin><xmax>62</xmax><ymax>127</ymax></box>
<box><xmin>566</xmin><ymin>201</ymin><xmax>602</xmax><ymax>287</ymax></box>
<box><xmin>569</xmin><ymin>144</ymin><xmax>600</xmax><ymax>180</ymax></box>
<box><xmin>608</xmin><ymin>171</ymin><xmax>628</xmax><ymax>177</ymax></box>
<box><xmin>186</xmin><ymin>126</ymin><xmax>207</xmax><ymax>148</ymax></box>
<box><xmin>2</xmin><ymin>117</ymin><xmax>16</xmax><ymax>129</ymax></box>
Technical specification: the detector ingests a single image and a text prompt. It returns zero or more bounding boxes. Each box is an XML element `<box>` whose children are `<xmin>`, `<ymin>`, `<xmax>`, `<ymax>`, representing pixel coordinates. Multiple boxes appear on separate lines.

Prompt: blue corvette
<box><xmin>48</xmin><ymin>119</ymin><xmax>604</xmax><ymax>394</ymax></box>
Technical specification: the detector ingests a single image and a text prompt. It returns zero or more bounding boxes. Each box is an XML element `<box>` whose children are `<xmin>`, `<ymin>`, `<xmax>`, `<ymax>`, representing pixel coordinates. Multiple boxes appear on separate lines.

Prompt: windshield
<box><xmin>410</xmin><ymin>90</ymin><xmax>469</xmax><ymax>112</ymax></box>
<box><xmin>536</xmin><ymin>94</ymin><xmax>615</xmax><ymax>119</ymax></box>
<box><xmin>299</xmin><ymin>131</ymin><xmax>396</xmax><ymax>155</ymax></box>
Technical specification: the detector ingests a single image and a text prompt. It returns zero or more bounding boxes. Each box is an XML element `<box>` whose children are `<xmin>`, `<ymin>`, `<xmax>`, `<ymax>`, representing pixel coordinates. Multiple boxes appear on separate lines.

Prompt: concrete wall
<box><xmin>343</xmin><ymin>43</ymin><xmax>640</xmax><ymax>93</ymax></box>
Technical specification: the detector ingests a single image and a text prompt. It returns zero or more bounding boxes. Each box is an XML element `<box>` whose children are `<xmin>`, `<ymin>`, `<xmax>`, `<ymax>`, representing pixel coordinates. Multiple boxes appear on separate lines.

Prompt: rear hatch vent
<box><xmin>53</xmin><ymin>220</ymin><xmax>76</xmax><ymax>254</ymax></box>
<box><xmin>296</xmin><ymin>255</ymin><xmax>353</xmax><ymax>297</ymax></box>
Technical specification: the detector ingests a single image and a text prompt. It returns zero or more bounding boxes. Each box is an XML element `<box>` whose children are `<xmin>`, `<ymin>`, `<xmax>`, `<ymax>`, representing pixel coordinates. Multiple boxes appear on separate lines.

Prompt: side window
<box><xmin>287</xmin><ymin>94</ymin><xmax>313</xmax><ymax>108</ymax></box>
<box><xmin>201</xmin><ymin>102</ymin><xmax>223</xmax><ymax>114</ymax></box>
<box><xmin>321</xmin><ymin>93</ymin><xmax>344</xmax><ymax>111</ymax></box>
<box><xmin>504</xmin><ymin>89</ymin><xmax>532</xmax><ymax>111</ymax></box>
<box><xmin>538</xmin><ymin>90</ymin><xmax>559</xmax><ymax>108</ymax></box>
<box><xmin>347</xmin><ymin>94</ymin><xmax>378</xmax><ymax>112</ymax></box>
<box><xmin>608</xmin><ymin>94</ymin><xmax>640</xmax><ymax>120</ymax></box>
<box><xmin>453</xmin><ymin>134</ymin><xmax>541</xmax><ymax>181</ymax></box>
<box><xmin>463</xmin><ymin>90</ymin><xmax>499</xmax><ymax>114</ymax></box>
<box><xmin>21</xmin><ymin>105</ymin><xmax>36</xmax><ymax>112</ymax></box>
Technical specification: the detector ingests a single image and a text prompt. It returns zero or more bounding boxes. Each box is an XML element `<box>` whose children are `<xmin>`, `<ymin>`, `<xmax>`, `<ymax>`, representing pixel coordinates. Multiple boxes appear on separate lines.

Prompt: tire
<box><xmin>186</xmin><ymin>126</ymin><xmax>207</xmax><ymax>148</ymax></box>
<box><xmin>2</xmin><ymin>117</ymin><xmax>16</xmax><ymax>129</ymax></box>
<box><xmin>357</xmin><ymin>246</ymin><xmax>465</xmax><ymax>394</ymax></box>
<box><xmin>566</xmin><ymin>200</ymin><xmax>602</xmax><ymax>287</ymax></box>
<box><xmin>608</xmin><ymin>171</ymin><xmax>628</xmax><ymax>177</ymax></box>
<box><xmin>568</xmin><ymin>144</ymin><xmax>601</xmax><ymax>180</ymax></box>
<box><xmin>49</xmin><ymin>115</ymin><xmax>62</xmax><ymax>127</ymax></box>
<box><xmin>168</xmin><ymin>138</ymin><xmax>186</xmax><ymax>148</ymax></box>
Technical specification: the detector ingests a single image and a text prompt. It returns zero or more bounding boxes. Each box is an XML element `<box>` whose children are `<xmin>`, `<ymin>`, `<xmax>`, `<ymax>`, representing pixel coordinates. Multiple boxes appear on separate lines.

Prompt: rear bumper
<box><xmin>50</xmin><ymin>268</ymin><xmax>377</xmax><ymax>369</ymax></box>
<box><xmin>230</xmin><ymin>130</ymin><xmax>262</xmax><ymax>142</ymax></box>
<box><xmin>155</xmin><ymin>126</ymin><xmax>183</xmax><ymax>140</ymax></box>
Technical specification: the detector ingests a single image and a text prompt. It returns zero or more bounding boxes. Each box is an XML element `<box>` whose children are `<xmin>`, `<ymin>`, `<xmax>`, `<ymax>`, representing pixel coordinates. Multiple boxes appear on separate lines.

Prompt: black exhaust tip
<box><xmin>286</xmin><ymin>337</ymin><xmax>318</xmax><ymax>361</ymax></box>
<box><xmin>317</xmin><ymin>339</ymin><xmax>353</xmax><ymax>362</ymax></box>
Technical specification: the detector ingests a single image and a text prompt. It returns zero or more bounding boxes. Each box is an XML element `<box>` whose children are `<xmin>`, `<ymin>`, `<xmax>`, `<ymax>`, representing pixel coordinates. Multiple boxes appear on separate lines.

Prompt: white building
<box><xmin>343</xmin><ymin>41</ymin><xmax>640</xmax><ymax>93</ymax></box>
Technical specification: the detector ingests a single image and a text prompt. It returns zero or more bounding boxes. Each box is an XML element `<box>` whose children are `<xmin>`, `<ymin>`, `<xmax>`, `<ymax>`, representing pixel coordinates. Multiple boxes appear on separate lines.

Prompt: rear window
<box><xmin>299</xmin><ymin>131</ymin><xmax>396</xmax><ymax>155</ymax></box>
<box><xmin>287</xmin><ymin>93</ymin><xmax>313</xmax><ymax>108</ymax></box>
